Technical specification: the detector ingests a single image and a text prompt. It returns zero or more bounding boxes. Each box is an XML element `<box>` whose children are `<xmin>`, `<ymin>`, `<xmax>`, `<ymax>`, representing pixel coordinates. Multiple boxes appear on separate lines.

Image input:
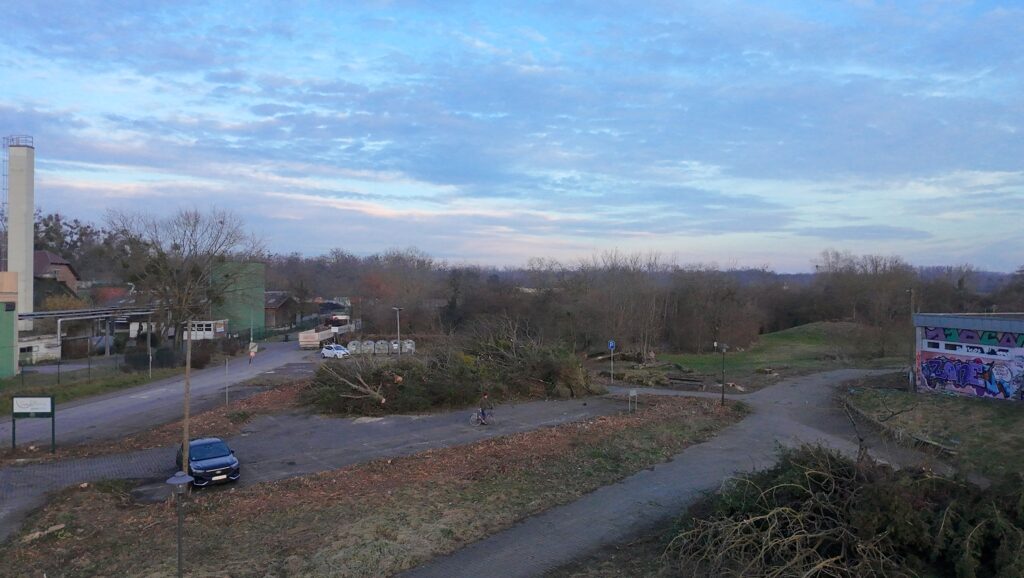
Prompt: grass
<box><xmin>0</xmin><ymin>396</ymin><xmax>745</xmax><ymax>577</ymax></box>
<box><xmin>0</xmin><ymin>366</ymin><xmax>182</xmax><ymax>415</ymax></box>
<box><xmin>845</xmin><ymin>377</ymin><xmax>1024</xmax><ymax>480</ymax></box>
<box><xmin>659</xmin><ymin>322</ymin><xmax>904</xmax><ymax>389</ymax></box>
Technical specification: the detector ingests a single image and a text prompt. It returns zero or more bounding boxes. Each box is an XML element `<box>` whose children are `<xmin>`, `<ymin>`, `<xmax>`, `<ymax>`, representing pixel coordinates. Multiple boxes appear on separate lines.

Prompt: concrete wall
<box><xmin>916</xmin><ymin>325</ymin><xmax>1024</xmax><ymax>401</ymax></box>
<box><xmin>7</xmin><ymin>145</ymin><xmax>34</xmax><ymax>330</ymax></box>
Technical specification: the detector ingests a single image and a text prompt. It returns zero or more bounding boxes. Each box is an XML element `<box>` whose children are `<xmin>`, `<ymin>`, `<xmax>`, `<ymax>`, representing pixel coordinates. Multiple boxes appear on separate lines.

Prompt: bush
<box><xmin>668</xmin><ymin>445</ymin><xmax>1024</xmax><ymax>578</ymax></box>
<box><xmin>153</xmin><ymin>347</ymin><xmax>179</xmax><ymax>368</ymax></box>
<box><xmin>304</xmin><ymin>340</ymin><xmax>603</xmax><ymax>416</ymax></box>
<box><xmin>191</xmin><ymin>343</ymin><xmax>213</xmax><ymax>369</ymax></box>
<box><xmin>123</xmin><ymin>349</ymin><xmax>149</xmax><ymax>371</ymax></box>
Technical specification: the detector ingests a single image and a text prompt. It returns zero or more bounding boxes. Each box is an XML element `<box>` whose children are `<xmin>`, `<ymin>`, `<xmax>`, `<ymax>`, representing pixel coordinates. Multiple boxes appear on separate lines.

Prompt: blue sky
<box><xmin>1</xmin><ymin>1</ymin><xmax>1022</xmax><ymax>271</ymax></box>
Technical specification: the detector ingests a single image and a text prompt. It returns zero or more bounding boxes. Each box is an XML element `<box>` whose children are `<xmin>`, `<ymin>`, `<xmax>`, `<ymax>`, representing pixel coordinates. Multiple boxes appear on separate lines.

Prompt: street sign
<box><xmin>608</xmin><ymin>340</ymin><xmax>616</xmax><ymax>351</ymax></box>
<box><xmin>12</xmin><ymin>396</ymin><xmax>52</xmax><ymax>418</ymax></box>
<box><xmin>11</xmin><ymin>395</ymin><xmax>56</xmax><ymax>453</ymax></box>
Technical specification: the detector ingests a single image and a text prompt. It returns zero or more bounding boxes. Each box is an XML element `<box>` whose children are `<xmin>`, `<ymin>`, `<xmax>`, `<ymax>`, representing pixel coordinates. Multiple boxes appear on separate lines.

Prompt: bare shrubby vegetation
<box><xmin>668</xmin><ymin>445</ymin><xmax>1024</xmax><ymax>578</ymax></box>
<box><xmin>306</xmin><ymin>317</ymin><xmax>605</xmax><ymax>415</ymax></box>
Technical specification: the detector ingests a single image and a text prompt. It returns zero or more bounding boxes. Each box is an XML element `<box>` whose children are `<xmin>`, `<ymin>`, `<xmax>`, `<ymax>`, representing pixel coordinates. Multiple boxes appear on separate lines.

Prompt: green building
<box><xmin>212</xmin><ymin>262</ymin><xmax>266</xmax><ymax>341</ymax></box>
<box><xmin>0</xmin><ymin>302</ymin><xmax>16</xmax><ymax>378</ymax></box>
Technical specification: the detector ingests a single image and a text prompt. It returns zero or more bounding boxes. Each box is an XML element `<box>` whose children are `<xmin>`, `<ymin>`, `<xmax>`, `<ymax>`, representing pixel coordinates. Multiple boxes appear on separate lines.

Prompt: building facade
<box><xmin>913</xmin><ymin>313</ymin><xmax>1024</xmax><ymax>401</ymax></box>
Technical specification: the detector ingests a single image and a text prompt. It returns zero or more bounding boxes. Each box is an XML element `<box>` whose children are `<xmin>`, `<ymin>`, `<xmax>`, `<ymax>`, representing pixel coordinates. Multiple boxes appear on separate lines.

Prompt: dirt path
<box><xmin>0</xmin><ymin>396</ymin><xmax>624</xmax><ymax>542</ymax></box>
<box><xmin>403</xmin><ymin>368</ymin><xmax>945</xmax><ymax>578</ymax></box>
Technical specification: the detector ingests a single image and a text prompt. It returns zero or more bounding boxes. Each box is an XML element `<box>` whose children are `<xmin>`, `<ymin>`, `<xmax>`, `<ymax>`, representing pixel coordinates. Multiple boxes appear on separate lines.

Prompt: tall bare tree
<box><xmin>107</xmin><ymin>208</ymin><xmax>260</xmax><ymax>467</ymax></box>
<box><xmin>107</xmin><ymin>208</ymin><xmax>262</xmax><ymax>344</ymax></box>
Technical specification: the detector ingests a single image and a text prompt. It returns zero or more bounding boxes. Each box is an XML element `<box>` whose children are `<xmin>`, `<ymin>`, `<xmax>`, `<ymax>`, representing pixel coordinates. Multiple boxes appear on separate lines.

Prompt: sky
<box><xmin>1</xmin><ymin>1</ymin><xmax>1022</xmax><ymax>272</ymax></box>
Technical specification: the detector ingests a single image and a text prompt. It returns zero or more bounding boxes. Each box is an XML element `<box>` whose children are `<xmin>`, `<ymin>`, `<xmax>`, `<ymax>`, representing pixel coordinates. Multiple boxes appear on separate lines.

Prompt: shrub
<box><xmin>304</xmin><ymin>340</ymin><xmax>603</xmax><ymax>416</ymax></box>
<box><xmin>668</xmin><ymin>445</ymin><xmax>1024</xmax><ymax>578</ymax></box>
<box><xmin>153</xmin><ymin>347</ymin><xmax>179</xmax><ymax>368</ymax></box>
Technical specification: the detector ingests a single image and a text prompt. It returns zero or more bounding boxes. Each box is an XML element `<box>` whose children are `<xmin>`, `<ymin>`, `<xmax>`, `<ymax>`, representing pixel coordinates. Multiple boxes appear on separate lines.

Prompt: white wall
<box><xmin>7</xmin><ymin>145</ymin><xmax>34</xmax><ymax>330</ymax></box>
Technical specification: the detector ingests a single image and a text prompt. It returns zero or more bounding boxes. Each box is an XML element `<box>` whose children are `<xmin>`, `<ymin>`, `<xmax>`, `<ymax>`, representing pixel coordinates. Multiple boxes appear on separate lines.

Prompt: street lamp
<box><xmin>166</xmin><ymin>471</ymin><xmax>194</xmax><ymax>578</ymax></box>
<box><xmin>392</xmin><ymin>306</ymin><xmax>404</xmax><ymax>359</ymax></box>
<box><xmin>713</xmin><ymin>341</ymin><xmax>728</xmax><ymax>406</ymax></box>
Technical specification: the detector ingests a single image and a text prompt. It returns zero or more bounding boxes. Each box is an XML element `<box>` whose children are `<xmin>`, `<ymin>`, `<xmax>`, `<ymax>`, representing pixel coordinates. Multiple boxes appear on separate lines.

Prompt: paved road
<box><xmin>0</xmin><ymin>396</ymin><xmax>624</xmax><ymax>542</ymax></box>
<box><xmin>0</xmin><ymin>340</ymin><xmax>310</xmax><ymax>447</ymax></box>
<box><xmin>403</xmin><ymin>369</ymin><xmax>945</xmax><ymax>578</ymax></box>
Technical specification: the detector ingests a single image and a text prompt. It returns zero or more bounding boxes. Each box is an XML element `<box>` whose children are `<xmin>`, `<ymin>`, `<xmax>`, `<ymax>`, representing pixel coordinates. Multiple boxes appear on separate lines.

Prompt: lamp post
<box><xmin>393</xmin><ymin>306</ymin><xmax>403</xmax><ymax>359</ymax></box>
<box><xmin>714</xmin><ymin>341</ymin><xmax>728</xmax><ymax>406</ymax></box>
<box><xmin>166</xmin><ymin>471</ymin><xmax>193</xmax><ymax>578</ymax></box>
<box><xmin>906</xmin><ymin>288</ymin><xmax>917</xmax><ymax>391</ymax></box>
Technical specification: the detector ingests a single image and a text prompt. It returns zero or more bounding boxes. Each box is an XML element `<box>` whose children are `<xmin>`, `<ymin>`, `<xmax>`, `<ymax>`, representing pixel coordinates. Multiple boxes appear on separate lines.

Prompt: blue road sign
<box><xmin>608</xmin><ymin>340</ymin><xmax>616</xmax><ymax>350</ymax></box>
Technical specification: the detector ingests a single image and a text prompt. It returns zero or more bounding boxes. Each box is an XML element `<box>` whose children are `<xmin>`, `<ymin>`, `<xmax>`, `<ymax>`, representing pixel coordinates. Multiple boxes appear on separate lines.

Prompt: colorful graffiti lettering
<box><xmin>919</xmin><ymin>353</ymin><xmax>1024</xmax><ymax>400</ymax></box>
<box><xmin>924</xmin><ymin>327</ymin><xmax>1024</xmax><ymax>348</ymax></box>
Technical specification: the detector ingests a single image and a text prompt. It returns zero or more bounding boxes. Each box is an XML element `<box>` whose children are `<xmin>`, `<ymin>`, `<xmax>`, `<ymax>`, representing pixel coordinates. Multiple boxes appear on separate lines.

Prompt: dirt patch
<box><xmin>0</xmin><ymin>396</ymin><xmax>745</xmax><ymax>577</ymax></box>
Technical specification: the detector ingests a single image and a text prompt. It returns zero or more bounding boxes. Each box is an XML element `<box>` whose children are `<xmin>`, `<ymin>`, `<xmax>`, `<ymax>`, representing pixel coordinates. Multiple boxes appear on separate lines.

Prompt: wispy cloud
<box><xmin>1</xmin><ymin>1</ymin><xmax>1022</xmax><ymax>271</ymax></box>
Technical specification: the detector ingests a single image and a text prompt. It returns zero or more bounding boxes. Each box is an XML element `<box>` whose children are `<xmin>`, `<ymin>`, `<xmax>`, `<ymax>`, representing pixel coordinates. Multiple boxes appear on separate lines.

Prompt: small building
<box><xmin>187</xmin><ymin>319</ymin><xmax>229</xmax><ymax>341</ymax></box>
<box><xmin>34</xmin><ymin>250</ymin><xmax>79</xmax><ymax>294</ymax></box>
<box><xmin>913</xmin><ymin>313</ymin><xmax>1024</xmax><ymax>401</ymax></box>
<box><xmin>0</xmin><ymin>272</ymin><xmax>18</xmax><ymax>376</ymax></box>
<box><xmin>18</xmin><ymin>334</ymin><xmax>61</xmax><ymax>365</ymax></box>
<box><xmin>265</xmin><ymin>291</ymin><xmax>299</xmax><ymax>329</ymax></box>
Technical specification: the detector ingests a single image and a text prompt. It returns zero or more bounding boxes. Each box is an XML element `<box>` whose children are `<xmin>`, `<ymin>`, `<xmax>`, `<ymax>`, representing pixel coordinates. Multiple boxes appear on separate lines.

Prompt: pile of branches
<box><xmin>667</xmin><ymin>445</ymin><xmax>1024</xmax><ymax>578</ymax></box>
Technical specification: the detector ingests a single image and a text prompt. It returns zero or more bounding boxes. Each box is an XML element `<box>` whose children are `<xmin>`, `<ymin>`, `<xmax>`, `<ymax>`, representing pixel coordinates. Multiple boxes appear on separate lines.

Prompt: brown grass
<box><xmin>0</xmin><ymin>396</ymin><xmax>745</xmax><ymax>577</ymax></box>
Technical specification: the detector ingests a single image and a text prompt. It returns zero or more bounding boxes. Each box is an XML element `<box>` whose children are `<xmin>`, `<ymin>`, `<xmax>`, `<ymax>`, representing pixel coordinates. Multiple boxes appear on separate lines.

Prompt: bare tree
<box><xmin>108</xmin><ymin>208</ymin><xmax>260</xmax><ymax>468</ymax></box>
<box><xmin>107</xmin><ymin>208</ymin><xmax>262</xmax><ymax>345</ymax></box>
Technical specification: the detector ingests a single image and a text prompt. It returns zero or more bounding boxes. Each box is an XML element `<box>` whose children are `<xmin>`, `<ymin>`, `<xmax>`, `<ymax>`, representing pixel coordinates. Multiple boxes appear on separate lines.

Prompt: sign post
<box><xmin>11</xmin><ymin>396</ymin><xmax>56</xmax><ymax>453</ymax></box>
<box><xmin>608</xmin><ymin>340</ymin><xmax>616</xmax><ymax>386</ymax></box>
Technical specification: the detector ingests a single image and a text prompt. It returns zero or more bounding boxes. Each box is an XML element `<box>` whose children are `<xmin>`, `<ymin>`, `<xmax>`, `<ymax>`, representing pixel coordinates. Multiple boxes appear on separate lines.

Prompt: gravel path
<box><xmin>403</xmin><ymin>368</ymin><xmax>943</xmax><ymax>578</ymax></box>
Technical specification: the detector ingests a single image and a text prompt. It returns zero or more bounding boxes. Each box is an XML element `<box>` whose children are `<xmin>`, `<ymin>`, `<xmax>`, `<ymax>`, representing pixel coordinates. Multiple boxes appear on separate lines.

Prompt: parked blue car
<box><xmin>176</xmin><ymin>437</ymin><xmax>241</xmax><ymax>487</ymax></box>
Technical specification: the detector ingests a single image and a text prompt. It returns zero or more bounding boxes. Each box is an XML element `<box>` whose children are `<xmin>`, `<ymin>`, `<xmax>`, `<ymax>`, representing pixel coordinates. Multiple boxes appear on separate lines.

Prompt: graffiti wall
<box><xmin>918</xmin><ymin>327</ymin><xmax>1024</xmax><ymax>401</ymax></box>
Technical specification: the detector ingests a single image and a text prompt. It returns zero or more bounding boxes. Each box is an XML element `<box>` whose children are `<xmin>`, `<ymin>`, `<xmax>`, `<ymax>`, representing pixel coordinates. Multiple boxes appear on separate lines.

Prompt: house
<box><xmin>265</xmin><ymin>291</ymin><xmax>299</xmax><ymax>329</ymax></box>
<box><xmin>34</xmin><ymin>250</ymin><xmax>79</xmax><ymax>294</ymax></box>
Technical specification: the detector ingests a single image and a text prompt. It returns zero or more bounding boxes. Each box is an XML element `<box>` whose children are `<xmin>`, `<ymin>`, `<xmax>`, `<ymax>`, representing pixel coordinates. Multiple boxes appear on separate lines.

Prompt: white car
<box><xmin>320</xmin><ymin>344</ymin><xmax>351</xmax><ymax>359</ymax></box>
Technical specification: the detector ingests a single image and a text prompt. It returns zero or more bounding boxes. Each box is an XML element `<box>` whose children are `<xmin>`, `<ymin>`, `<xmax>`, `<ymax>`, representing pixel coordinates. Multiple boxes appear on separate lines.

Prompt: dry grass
<box><xmin>0</xmin><ymin>396</ymin><xmax>745</xmax><ymax>577</ymax></box>
<box><xmin>845</xmin><ymin>373</ymin><xmax>1024</xmax><ymax>480</ymax></box>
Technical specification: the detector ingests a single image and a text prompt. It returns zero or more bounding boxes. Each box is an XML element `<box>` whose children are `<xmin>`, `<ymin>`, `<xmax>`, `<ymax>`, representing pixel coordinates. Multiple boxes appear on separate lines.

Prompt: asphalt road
<box><xmin>0</xmin><ymin>340</ymin><xmax>311</xmax><ymax>447</ymax></box>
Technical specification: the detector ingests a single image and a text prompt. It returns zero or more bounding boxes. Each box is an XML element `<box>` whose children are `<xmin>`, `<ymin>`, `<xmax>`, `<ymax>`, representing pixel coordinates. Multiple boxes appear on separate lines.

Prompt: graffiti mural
<box><xmin>923</xmin><ymin>327</ymin><xmax>1024</xmax><ymax>348</ymax></box>
<box><xmin>918</xmin><ymin>351</ymin><xmax>1024</xmax><ymax>401</ymax></box>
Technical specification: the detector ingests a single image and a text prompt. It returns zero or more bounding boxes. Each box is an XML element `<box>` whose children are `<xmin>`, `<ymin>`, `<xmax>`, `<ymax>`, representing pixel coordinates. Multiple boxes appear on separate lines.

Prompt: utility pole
<box><xmin>393</xmin><ymin>306</ymin><xmax>403</xmax><ymax>358</ymax></box>
<box><xmin>147</xmin><ymin>314</ymin><xmax>153</xmax><ymax>379</ymax></box>
<box><xmin>714</xmin><ymin>341</ymin><xmax>727</xmax><ymax>406</ymax></box>
<box><xmin>182</xmin><ymin>321</ymin><xmax>193</xmax><ymax>467</ymax></box>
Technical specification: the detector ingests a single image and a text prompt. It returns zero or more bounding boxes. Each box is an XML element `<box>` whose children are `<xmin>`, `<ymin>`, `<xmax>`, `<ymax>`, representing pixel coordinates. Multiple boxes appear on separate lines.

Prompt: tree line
<box><xmin>27</xmin><ymin>209</ymin><xmax>1024</xmax><ymax>356</ymax></box>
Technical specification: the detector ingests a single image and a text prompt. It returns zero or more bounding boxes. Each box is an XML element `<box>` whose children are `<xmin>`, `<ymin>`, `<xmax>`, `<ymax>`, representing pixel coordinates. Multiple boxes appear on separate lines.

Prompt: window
<box><xmin>944</xmin><ymin>343</ymin><xmax>960</xmax><ymax>351</ymax></box>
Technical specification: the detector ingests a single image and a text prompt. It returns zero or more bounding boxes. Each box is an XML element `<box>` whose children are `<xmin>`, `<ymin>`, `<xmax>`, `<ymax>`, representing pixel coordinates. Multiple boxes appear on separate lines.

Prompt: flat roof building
<box><xmin>913</xmin><ymin>313</ymin><xmax>1024</xmax><ymax>401</ymax></box>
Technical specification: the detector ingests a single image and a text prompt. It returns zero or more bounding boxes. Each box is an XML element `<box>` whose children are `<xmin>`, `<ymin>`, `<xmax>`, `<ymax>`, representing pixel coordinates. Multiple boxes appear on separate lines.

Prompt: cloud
<box><xmin>791</xmin><ymin>225</ymin><xmax>927</xmax><ymax>241</ymax></box>
<box><xmin>2</xmin><ymin>1</ymin><xmax>1022</xmax><ymax>271</ymax></box>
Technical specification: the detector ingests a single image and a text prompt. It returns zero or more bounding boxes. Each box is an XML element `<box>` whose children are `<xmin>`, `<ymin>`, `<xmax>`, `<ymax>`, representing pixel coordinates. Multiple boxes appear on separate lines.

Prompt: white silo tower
<box><xmin>3</xmin><ymin>135</ymin><xmax>34</xmax><ymax>330</ymax></box>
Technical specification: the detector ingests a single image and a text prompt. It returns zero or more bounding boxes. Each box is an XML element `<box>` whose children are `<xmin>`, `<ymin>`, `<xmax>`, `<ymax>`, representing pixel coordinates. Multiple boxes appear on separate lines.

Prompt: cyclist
<box><xmin>479</xmin><ymin>392</ymin><xmax>495</xmax><ymax>425</ymax></box>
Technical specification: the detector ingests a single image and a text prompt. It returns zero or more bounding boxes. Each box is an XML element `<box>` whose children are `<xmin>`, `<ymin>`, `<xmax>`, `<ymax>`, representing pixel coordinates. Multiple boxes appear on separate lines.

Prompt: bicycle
<box><xmin>470</xmin><ymin>409</ymin><xmax>495</xmax><ymax>426</ymax></box>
